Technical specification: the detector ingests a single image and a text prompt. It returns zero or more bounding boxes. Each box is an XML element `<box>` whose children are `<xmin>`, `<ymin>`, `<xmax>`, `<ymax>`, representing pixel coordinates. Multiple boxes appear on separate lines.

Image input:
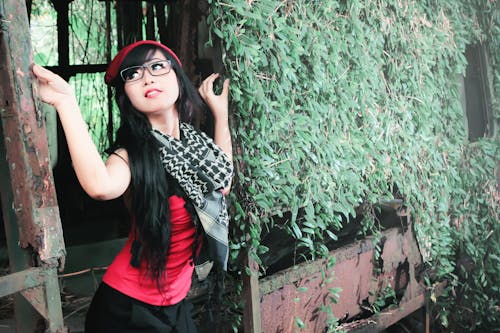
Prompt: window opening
<box><xmin>464</xmin><ymin>44</ymin><xmax>493</xmax><ymax>141</ymax></box>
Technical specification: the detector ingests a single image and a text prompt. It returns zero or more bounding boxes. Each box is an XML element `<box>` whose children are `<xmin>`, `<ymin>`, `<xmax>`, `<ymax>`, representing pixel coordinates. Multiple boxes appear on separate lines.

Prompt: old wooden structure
<box><xmin>0</xmin><ymin>0</ymin><xmax>67</xmax><ymax>331</ymax></box>
<box><xmin>0</xmin><ymin>1</ymin><xmax>433</xmax><ymax>332</ymax></box>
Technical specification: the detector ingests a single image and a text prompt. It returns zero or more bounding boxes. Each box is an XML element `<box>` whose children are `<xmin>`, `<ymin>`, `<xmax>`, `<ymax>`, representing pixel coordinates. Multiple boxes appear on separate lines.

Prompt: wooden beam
<box><xmin>242</xmin><ymin>249</ymin><xmax>262</xmax><ymax>333</ymax></box>
<box><xmin>0</xmin><ymin>0</ymin><xmax>67</xmax><ymax>331</ymax></box>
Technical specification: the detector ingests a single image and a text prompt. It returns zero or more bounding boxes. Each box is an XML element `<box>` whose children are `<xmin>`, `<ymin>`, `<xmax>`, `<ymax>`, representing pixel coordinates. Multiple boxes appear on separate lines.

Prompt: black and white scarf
<box><xmin>151</xmin><ymin>122</ymin><xmax>233</xmax><ymax>279</ymax></box>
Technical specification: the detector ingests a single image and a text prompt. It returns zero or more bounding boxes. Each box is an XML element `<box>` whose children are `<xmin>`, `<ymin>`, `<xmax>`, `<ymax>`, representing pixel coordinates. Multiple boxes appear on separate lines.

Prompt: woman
<box><xmin>33</xmin><ymin>40</ymin><xmax>233</xmax><ymax>332</ymax></box>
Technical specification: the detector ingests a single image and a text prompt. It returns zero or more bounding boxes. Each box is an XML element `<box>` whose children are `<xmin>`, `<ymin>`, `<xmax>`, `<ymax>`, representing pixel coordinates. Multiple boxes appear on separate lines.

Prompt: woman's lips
<box><xmin>144</xmin><ymin>89</ymin><xmax>162</xmax><ymax>98</ymax></box>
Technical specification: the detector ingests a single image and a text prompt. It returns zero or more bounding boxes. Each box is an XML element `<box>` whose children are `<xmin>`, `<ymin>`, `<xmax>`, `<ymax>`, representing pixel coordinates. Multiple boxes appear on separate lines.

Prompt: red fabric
<box><xmin>104</xmin><ymin>40</ymin><xmax>182</xmax><ymax>85</ymax></box>
<box><xmin>103</xmin><ymin>195</ymin><xmax>195</xmax><ymax>306</ymax></box>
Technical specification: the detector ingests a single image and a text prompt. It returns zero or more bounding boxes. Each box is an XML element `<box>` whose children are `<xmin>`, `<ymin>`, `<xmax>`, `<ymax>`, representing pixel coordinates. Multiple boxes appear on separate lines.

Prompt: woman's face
<box><xmin>123</xmin><ymin>50</ymin><xmax>180</xmax><ymax>116</ymax></box>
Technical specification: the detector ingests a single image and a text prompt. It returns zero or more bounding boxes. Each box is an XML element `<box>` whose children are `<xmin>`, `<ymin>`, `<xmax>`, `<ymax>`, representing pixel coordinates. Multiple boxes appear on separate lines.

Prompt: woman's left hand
<box><xmin>198</xmin><ymin>73</ymin><xmax>230</xmax><ymax>121</ymax></box>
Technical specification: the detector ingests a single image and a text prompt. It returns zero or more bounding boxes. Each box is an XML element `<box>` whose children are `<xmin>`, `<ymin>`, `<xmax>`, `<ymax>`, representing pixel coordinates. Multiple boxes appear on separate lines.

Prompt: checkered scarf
<box><xmin>151</xmin><ymin>122</ymin><xmax>233</xmax><ymax>274</ymax></box>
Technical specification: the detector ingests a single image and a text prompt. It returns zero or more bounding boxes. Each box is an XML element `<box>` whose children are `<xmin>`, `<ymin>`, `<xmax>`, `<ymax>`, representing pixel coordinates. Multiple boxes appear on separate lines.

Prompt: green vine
<box><xmin>208</xmin><ymin>0</ymin><xmax>498</xmax><ymax>331</ymax></box>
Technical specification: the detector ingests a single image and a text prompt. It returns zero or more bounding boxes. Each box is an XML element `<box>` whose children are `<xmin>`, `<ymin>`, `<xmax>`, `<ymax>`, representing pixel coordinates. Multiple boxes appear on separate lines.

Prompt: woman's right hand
<box><xmin>32</xmin><ymin>64</ymin><xmax>76</xmax><ymax>109</ymax></box>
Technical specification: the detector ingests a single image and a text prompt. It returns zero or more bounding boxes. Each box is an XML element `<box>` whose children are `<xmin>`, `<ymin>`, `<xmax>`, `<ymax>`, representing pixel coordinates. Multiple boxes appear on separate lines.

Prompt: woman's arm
<box><xmin>198</xmin><ymin>73</ymin><xmax>233</xmax><ymax>194</ymax></box>
<box><xmin>32</xmin><ymin>64</ymin><xmax>131</xmax><ymax>200</ymax></box>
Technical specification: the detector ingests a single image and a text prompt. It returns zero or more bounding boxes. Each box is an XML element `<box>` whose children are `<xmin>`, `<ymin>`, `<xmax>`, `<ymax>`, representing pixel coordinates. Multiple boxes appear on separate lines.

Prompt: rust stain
<box><xmin>23</xmin><ymin>123</ymin><xmax>32</xmax><ymax>134</ymax></box>
<box><xmin>16</xmin><ymin>67</ymin><xmax>25</xmax><ymax>78</ymax></box>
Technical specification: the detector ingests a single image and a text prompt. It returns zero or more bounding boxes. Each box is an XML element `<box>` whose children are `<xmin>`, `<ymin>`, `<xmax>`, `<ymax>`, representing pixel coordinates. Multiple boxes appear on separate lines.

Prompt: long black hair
<box><xmin>108</xmin><ymin>44</ymin><xmax>205</xmax><ymax>286</ymax></box>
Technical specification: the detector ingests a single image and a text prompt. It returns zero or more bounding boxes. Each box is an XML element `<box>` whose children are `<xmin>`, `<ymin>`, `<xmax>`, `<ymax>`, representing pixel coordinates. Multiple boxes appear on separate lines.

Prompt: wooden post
<box><xmin>242</xmin><ymin>249</ymin><xmax>262</xmax><ymax>333</ymax></box>
<box><xmin>0</xmin><ymin>0</ymin><xmax>67</xmax><ymax>331</ymax></box>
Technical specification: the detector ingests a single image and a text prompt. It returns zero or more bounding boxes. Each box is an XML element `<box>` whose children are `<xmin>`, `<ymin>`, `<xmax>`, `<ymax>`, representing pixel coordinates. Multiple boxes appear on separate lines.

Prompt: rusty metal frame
<box><xmin>242</xmin><ymin>210</ymin><xmax>427</xmax><ymax>333</ymax></box>
<box><xmin>0</xmin><ymin>0</ymin><xmax>67</xmax><ymax>332</ymax></box>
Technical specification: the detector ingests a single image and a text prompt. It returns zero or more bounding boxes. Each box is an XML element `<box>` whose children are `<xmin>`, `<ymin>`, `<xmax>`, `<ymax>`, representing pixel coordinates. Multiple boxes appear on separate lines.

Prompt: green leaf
<box><xmin>294</xmin><ymin>317</ymin><xmax>305</xmax><ymax>329</ymax></box>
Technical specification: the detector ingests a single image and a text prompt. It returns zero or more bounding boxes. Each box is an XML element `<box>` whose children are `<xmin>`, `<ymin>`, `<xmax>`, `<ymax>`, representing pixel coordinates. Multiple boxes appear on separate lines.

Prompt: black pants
<box><xmin>85</xmin><ymin>282</ymin><xmax>197</xmax><ymax>333</ymax></box>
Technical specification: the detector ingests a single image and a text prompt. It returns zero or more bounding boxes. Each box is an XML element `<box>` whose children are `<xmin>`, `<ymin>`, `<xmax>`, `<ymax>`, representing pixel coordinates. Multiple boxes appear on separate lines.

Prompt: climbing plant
<box><xmin>207</xmin><ymin>0</ymin><xmax>499</xmax><ymax>331</ymax></box>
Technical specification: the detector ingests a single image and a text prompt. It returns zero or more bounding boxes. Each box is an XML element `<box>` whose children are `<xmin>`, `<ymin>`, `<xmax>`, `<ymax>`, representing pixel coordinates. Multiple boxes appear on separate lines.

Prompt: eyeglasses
<box><xmin>120</xmin><ymin>60</ymin><xmax>172</xmax><ymax>83</ymax></box>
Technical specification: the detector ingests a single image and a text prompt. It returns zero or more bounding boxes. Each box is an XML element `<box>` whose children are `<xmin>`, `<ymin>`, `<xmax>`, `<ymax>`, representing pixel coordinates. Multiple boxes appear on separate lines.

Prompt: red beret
<box><xmin>104</xmin><ymin>40</ymin><xmax>182</xmax><ymax>85</ymax></box>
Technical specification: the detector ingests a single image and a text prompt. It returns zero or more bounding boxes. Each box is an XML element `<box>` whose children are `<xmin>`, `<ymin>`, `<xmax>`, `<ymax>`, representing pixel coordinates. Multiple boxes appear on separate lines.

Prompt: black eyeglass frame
<box><xmin>119</xmin><ymin>60</ymin><xmax>173</xmax><ymax>83</ymax></box>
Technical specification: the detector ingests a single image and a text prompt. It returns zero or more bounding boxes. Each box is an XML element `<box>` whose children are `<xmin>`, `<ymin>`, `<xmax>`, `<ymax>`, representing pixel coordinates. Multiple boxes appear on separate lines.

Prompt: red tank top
<box><xmin>103</xmin><ymin>195</ymin><xmax>195</xmax><ymax>305</ymax></box>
